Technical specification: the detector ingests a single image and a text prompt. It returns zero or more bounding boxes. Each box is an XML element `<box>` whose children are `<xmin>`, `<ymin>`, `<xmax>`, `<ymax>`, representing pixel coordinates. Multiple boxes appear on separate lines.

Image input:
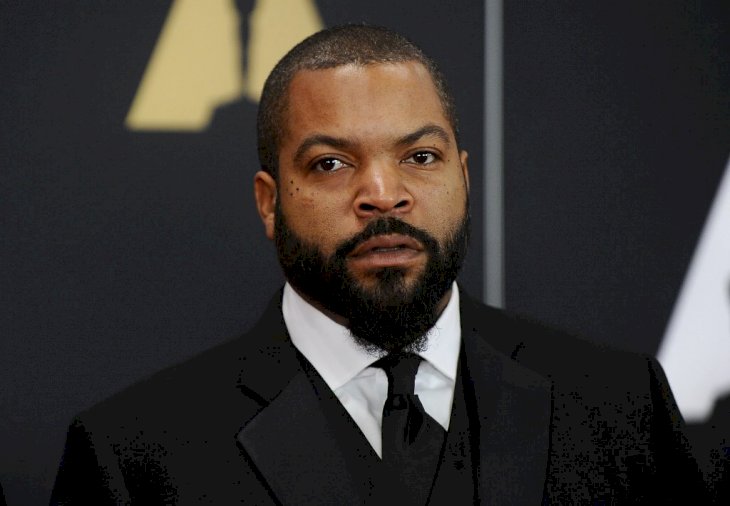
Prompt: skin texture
<box><xmin>254</xmin><ymin>61</ymin><xmax>469</xmax><ymax>327</ymax></box>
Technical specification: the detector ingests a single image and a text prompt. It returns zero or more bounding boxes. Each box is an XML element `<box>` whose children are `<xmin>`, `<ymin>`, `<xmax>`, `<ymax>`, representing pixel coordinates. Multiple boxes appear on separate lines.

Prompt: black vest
<box><xmin>300</xmin><ymin>350</ymin><xmax>479</xmax><ymax>505</ymax></box>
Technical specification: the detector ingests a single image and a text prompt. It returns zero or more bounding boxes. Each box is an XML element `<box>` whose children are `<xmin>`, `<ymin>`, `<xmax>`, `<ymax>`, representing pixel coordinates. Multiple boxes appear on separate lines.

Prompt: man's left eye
<box><xmin>403</xmin><ymin>152</ymin><xmax>437</xmax><ymax>165</ymax></box>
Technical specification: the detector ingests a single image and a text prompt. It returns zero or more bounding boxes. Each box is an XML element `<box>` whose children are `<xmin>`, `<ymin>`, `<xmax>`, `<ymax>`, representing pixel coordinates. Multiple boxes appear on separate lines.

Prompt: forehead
<box><xmin>282</xmin><ymin>62</ymin><xmax>453</xmax><ymax>144</ymax></box>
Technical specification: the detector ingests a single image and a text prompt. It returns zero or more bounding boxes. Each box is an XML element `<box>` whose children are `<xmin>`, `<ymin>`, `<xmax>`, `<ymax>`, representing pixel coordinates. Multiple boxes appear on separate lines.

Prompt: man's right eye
<box><xmin>312</xmin><ymin>157</ymin><xmax>347</xmax><ymax>172</ymax></box>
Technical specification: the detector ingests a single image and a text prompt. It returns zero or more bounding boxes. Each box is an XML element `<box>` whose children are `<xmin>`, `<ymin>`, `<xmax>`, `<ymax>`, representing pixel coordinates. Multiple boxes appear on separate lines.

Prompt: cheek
<box><xmin>415</xmin><ymin>181</ymin><xmax>468</xmax><ymax>241</ymax></box>
<box><xmin>281</xmin><ymin>176</ymin><xmax>344</xmax><ymax>211</ymax></box>
<box><xmin>281</xmin><ymin>177</ymin><xmax>304</xmax><ymax>199</ymax></box>
<box><xmin>280</xmin><ymin>185</ymin><xmax>349</xmax><ymax>246</ymax></box>
<box><xmin>420</xmin><ymin>176</ymin><xmax>467</xmax><ymax>212</ymax></box>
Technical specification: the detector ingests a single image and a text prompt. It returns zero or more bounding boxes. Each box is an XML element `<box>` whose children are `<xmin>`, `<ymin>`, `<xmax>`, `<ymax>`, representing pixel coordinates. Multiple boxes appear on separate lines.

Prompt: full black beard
<box><xmin>275</xmin><ymin>204</ymin><xmax>470</xmax><ymax>354</ymax></box>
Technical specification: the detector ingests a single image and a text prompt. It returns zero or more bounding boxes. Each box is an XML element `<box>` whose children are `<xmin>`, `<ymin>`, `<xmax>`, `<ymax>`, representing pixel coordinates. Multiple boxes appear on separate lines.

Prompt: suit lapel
<box><xmin>232</xmin><ymin>293</ymin><xmax>363</xmax><ymax>505</ymax></box>
<box><xmin>461</xmin><ymin>300</ymin><xmax>553</xmax><ymax>505</ymax></box>
<box><xmin>236</xmin><ymin>370</ymin><xmax>364</xmax><ymax>505</ymax></box>
<box><xmin>234</xmin><ymin>291</ymin><xmax>554</xmax><ymax>505</ymax></box>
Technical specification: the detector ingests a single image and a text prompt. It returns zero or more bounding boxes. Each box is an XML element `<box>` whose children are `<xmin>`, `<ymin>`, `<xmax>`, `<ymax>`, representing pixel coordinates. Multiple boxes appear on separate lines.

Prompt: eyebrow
<box><xmin>292</xmin><ymin>124</ymin><xmax>452</xmax><ymax>165</ymax></box>
<box><xmin>394</xmin><ymin>124</ymin><xmax>451</xmax><ymax>149</ymax></box>
<box><xmin>293</xmin><ymin>134</ymin><xmax>355</xmax><ymax>165</ymax></box>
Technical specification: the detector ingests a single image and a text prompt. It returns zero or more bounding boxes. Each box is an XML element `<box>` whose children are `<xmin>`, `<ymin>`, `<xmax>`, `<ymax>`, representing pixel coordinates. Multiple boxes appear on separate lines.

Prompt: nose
<box><xmin>353</xmin><ymin>161</ymin><xmax>414</xmax><ymax>219</ymax></box>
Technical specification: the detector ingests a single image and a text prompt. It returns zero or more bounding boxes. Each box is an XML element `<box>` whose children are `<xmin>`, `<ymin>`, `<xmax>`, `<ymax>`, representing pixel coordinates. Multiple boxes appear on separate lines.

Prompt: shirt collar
<box><xmin>282</xmin><ymin>282</ymin><xmax>461</xmax><ymax>392</ymax></box>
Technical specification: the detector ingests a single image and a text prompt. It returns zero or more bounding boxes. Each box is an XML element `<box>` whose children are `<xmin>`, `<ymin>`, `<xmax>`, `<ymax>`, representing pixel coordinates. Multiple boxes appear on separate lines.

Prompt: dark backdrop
<box><xmin>501</xmin><ymin>1</ymin><xmax>729</xmax><ymax>491</ymax></box>
<box><xmin>0</xmin><ymin>1</ymin><xmax>484</xmax><ymax>503</ymax></box>
<box><xmin>504</xmin><ymin>0</ymin><xmax>730</xmax><ymax>356</ymax></box>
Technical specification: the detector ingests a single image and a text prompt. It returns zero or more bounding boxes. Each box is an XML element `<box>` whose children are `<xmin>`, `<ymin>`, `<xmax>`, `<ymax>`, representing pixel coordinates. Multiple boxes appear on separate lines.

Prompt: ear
<box><xmin>254</xmin><ymin>170</ymin><xmax>277</xmax><ymax>240</ymax></box>
<box><xmin>459</xmin><ymin>150</ymin><xmax>470</xmax><ymax>192</ymax></box>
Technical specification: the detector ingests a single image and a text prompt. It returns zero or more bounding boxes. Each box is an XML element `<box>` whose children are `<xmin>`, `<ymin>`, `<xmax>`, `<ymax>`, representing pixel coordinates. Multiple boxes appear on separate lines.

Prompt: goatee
<box><xmin>275</xmin><ymin>205</ymin><xmax>469</xmax><ymax>354</ymax></box>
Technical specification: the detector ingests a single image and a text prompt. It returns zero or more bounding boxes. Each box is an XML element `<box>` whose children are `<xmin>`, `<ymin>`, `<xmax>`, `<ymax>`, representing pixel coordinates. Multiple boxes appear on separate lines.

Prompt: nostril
<box><xmin>359</xmin><ymin>203</ymin><xmax>377</xmax><ymax>212</ymax></box>
<box><xmin>394</xmin><ymin>199</ymin><xmax>409</xmax><ymax>209</ymax></box>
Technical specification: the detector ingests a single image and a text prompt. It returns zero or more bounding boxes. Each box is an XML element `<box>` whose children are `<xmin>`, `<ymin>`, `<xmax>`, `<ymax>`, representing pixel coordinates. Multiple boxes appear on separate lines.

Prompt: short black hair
<box><xmin>256</xmin><ymin>24</ymin><xmax>460</xmax><ymax>180</ymax></box>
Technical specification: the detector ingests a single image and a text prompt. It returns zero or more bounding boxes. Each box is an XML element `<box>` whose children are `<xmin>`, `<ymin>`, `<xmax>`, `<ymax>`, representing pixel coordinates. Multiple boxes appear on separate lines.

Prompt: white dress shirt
<box><xmin>282</xmin><ymin>282</ymin><xmax>462</xmax><ymax>458</ymax></box>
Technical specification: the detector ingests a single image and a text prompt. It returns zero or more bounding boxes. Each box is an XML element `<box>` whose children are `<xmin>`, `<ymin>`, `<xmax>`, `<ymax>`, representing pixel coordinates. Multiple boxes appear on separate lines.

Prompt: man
<box><xmin>51</xmin><ymin>25</ymin><xmax>707</xmax><ymax>504</ymax></box>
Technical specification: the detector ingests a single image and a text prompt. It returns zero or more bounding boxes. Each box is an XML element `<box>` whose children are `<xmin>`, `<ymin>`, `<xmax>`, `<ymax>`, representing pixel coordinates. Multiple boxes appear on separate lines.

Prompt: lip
<box><xmin>347</xmin><ymin>234</ymin><xmax>424</xmax><ymax>269</ymax></box>
<box><xmin>349</xmin><ymin>234</ymin><xmax>424</xmax><ymax>257</ymax></box>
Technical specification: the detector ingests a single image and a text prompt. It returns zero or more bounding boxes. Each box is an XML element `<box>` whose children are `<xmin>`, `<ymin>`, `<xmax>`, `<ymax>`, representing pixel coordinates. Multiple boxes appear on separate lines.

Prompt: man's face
<box><xmin>255</xmin><ymin>61</ymin><xmax>470</xmax><ymax>352</ymax></box>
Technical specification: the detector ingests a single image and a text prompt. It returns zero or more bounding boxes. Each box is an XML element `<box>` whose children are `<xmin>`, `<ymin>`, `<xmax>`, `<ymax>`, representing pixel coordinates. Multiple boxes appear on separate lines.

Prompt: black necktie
<box><xmin>374</xmin><ymin>353</ymin><xmax>446</xmax><ymax>504</ymax></box>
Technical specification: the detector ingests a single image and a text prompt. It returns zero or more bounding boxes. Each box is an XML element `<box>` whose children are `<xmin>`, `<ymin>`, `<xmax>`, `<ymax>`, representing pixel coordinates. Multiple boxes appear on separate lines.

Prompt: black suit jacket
<box><xmin>51</xmin><ymin>291</ymin><xmax>708</xmax><ymax>504</ymax></box>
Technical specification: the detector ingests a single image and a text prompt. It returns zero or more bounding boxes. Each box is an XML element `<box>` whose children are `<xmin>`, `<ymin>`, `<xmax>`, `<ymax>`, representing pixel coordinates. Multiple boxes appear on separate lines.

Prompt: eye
<box><xmin>403</xmin><ymin>151</ymin><xmax>438</xmax><ymax>165</ymax></box>
<box><xmin>312</xmin><ymin>157</ymin><xmax>348</xmax><ymax>172</ymax></box>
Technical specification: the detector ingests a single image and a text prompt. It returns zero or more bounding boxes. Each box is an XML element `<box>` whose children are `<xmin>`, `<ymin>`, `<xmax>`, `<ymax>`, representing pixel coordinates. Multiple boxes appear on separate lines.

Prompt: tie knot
<box><xmin>374</xmin><ymin>352</ymin><xmax>422</xmax><ymax>396</ymax></box>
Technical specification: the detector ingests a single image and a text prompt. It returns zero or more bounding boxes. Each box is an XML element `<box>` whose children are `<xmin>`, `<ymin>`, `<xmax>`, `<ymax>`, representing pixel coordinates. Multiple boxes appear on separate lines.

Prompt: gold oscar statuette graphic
<box><xmin>125</xmin><ymin>0</ymin><xmax>323</xmax><ymax>131</ymax></box>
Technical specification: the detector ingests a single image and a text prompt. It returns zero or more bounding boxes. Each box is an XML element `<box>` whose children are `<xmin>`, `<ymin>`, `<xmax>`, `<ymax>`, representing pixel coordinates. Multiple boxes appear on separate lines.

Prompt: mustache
<box><xmin>334</xmin><ymin>217</ymin><xmax>439</xmax><ymax>259</ymax></box>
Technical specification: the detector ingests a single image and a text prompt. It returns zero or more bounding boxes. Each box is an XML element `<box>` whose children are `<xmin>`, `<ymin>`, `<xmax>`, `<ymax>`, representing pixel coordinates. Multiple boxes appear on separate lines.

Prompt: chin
<box><xmin>355</xmin><ymin>266</ymin><xmax>422</xmax><ymax>293</ymax></box>
<box><xmin>354</xmin><ymin>260</ymin><xmax>426</xmax><ymax>283</ymax></box>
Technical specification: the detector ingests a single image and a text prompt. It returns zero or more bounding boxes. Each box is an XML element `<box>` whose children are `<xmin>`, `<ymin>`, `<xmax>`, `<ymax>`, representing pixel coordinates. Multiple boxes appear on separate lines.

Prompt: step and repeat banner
<box><xmin>1</xmin><ymin>1</ymin><xmax>727</xmax><ymax>503</ymax></box>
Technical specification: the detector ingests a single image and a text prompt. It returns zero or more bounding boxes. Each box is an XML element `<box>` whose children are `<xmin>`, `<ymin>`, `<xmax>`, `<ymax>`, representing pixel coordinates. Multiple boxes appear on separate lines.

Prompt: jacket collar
<box><xmin>234</xmin><ymin>290</ymin><xmax>552</xmax><ymax>505</ymax></box>
<box><xmin>460</xmin><ymin>291</ymin><xmax>553</xmax><ymax>505</ymax></box>
<box><xmin>234</xmin><ymin>292</ymin><xmax>366</xmax><ymax>503</ymax></box>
